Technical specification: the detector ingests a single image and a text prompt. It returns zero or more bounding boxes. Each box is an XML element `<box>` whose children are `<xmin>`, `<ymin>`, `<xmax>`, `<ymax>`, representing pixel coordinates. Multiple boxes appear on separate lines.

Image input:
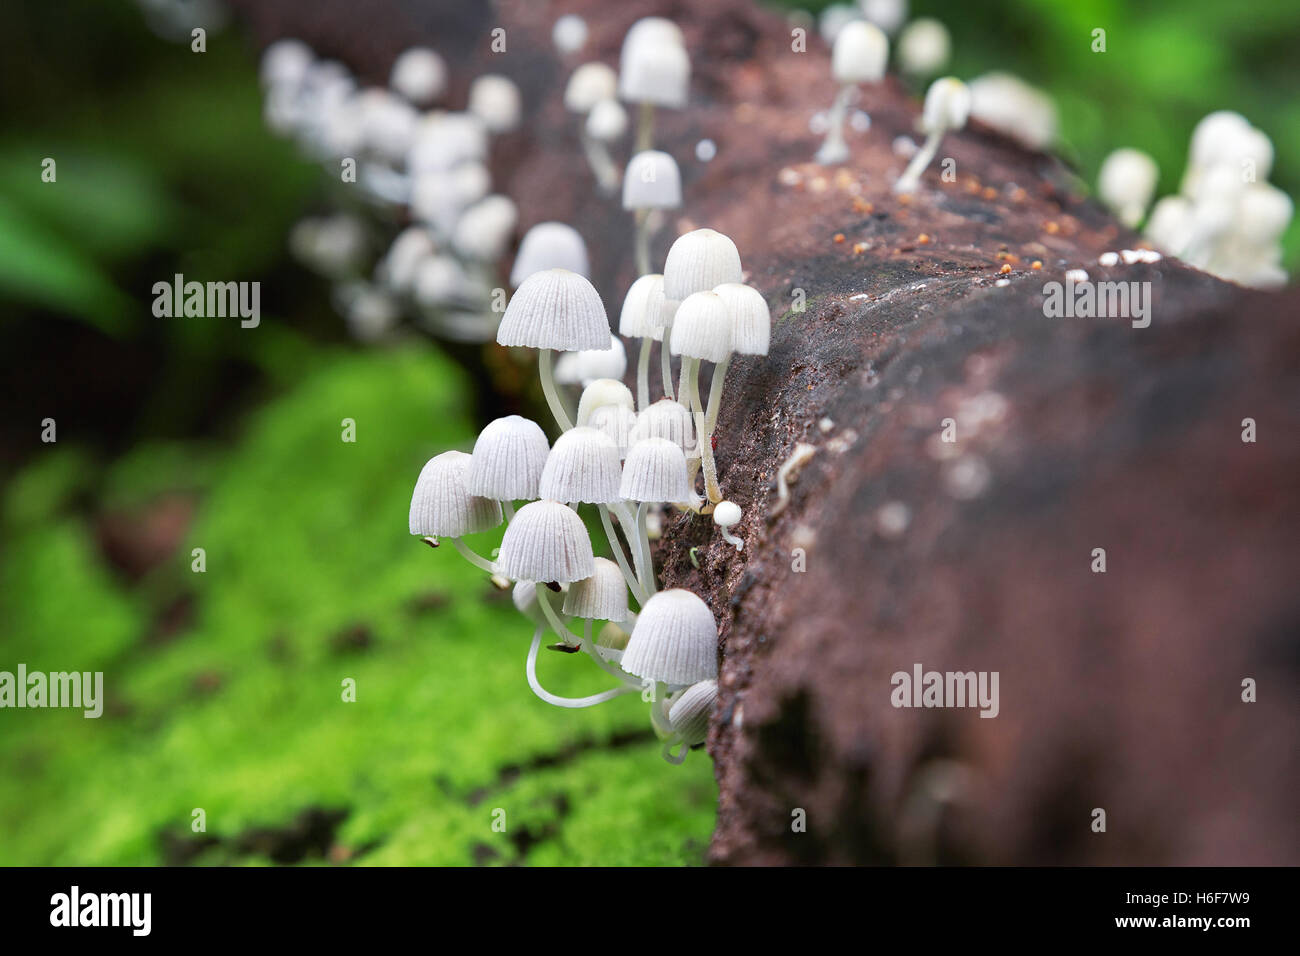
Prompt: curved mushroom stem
<box><xmin>538</xmin><ymin>348</ymin><xmax>574</xmax><ymax>432</ymax></box>
<box><xmin>703</xmin><ymin>354</ymin><xmax>730</xmax><ymax>437</ymax></box>
<box><xmin>527</xmin><ymin>593</ymin><xmax>641</xmax><ymax>708</ymax></box>
<box><xmin>633</xmin><ymin>208</ymin><xmax>652</xmax><ymax>277</ymax></box>
<box><xmin>719</xmin><ymin>526</ymin><xmax>743</xmax><ymax>551</ymax></box>
<box><xmin>579</xmin><ymin>127</ymin><xmax>620</xmax><ymax>194</ymax></box>
<box><xmin>686</xmin><ymin>358</ymin><xmax>723</xmax><ymax>504</ymax></box>
<box><xmin>451</xmin><ymin>537</ymin><xmax>497</xmax><ymax>574</ymax></box>
<box><xmin>814</xmin><ymin>85</ymin><xmax>853</xmax><ymax>165</ymax></box>
<box><xmin>661</xmin><ymin>734</ymin><xmax>688</xmax><ymax>765</ymax></box>
<box><xmin>636</xmin><ymin>335</ymin><xmax>652</xmax><ymax>411</ymax></box>
<box><xmin>598</xmin><ymin>504</ymin><xmax>648</xmax><ymax>604</ymax></box>
<box><xmin>578</xmin><ymin>618</ymin><xmax>639</xmax><ymax>684</ymax></box>
<box><xmin>636</xmin><ymin>101</ymin><xmax>655</xmax><ymax>152</ymax></box>
<box><xmin>895</xmin><ymin>127</ymin><xmax>944</xmax><ymax>195</ymax></box>
<box><xmin>660</xmin><ymin>325</ymin><xmax>675</xmax><ymax>401</ymax></box>
<box><xmin>634</xmin><ymin>501</ymin><xmax>656</xmax><ymax>595</ymax></box>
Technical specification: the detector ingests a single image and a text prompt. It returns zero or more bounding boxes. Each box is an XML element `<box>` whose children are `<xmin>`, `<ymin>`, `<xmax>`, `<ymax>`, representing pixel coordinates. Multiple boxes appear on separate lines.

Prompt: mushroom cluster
<box><xmin>397</xmin><ymin>18</ymin><xmax>768</xmax><ymax>765</ymax></box>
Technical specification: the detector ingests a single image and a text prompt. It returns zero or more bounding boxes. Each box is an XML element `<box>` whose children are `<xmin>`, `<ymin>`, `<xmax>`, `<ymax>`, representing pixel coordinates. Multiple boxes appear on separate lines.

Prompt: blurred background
<box><xmin>0</xmin><ymin>0</ymin><xmax>1294</xmax><ymax>865</ymax></box>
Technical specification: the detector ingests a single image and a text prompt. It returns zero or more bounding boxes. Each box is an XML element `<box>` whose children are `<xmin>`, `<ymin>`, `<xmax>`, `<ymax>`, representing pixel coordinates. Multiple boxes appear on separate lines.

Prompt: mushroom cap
<box><xmin>618</xmin><ymin>31</ymin><xmax>690</xmax><ymax>108</ymax></box>
<box><xmin>1144</xmin><ymin>195</ymin><xmax>1194</xmax><ymax>253</ymax></box>
<box><xmin>921</xmin><ymin>76</ymin><xmax>971</xmax><ymax>134</ymax></box>
<box><xmin>576</xmin><ymin>378</ymin><xmax>634</xmax><ymax>427</ymax></box>
<box><xmin>712</xmin><ymin>500</ymin><xmax>742</xmax><ymax>528</ymax></box>
<box><xmin>629</xmin><ymin>399</ymin><xmax>695</xmax><ymax>455</ymax></box>
<box><xmin>564</xmin><ymin>62</ymin><xmax>617</xmax><ymax>113</ymax></box>
<box><xmin>413</xmin><ymin>254</ymin><xmax>471</xmax><ymax>307</ymax></box>
<box><xmin>538</xmin><ymin>427</ymin><xmax>624</xmax><ymax>504</ymax></box>
<box><xmin>831</xmin><ymin>20</ymin><xmax>889</xmax><ymax>85</ymax></box>
<box><xmin>588</xmin><ymin>404</ymin><xmax>638</xmax><ymax>458</ymax></box>
<box><xmin>510</xmin><ymin>222</ymin><xmax>590</xmax><ymax>286</ymax></box>
<box><xmin>1098</xmin><ymin>148</ymin><xmax>1159</xmax><ymax>213</ymax></box>
<box><xmin>967</xmin><ymin>72</ymin><xmax>1057</xmax><ymax>151</ymax></box>
<box><xmin>621</xmin><ymin>589</ymin><xmax>718</xmax><ymax>685</ymax></box>
<box><xmin>261</xmin><ymin>38</ymin><xmax>314</xmax><ymax>90</ymax></box>
<box><xmin>586</xmin><ymin>98</ymin><xmax>628</xmax><ymax>142</ymax></box>
<box><xmin>468</xmin><ymin>74</ymin><xmax>522</xmax><ymax>133</ymax></box>
<box><xmin>618</xmin><ymin>273</ymin><xmax>674</xmax><ymax>341</ymax></box>
<box><xmin>468</xmin><ymin>416</ymin><xmax>550</xmax><ymax>501</ymax></box>
<box><xmin>623</xmin><ymin>150</ymin><xmax>683</xmax><ymax>210</ymax></box>
<box><xmin>897</xmin><ymin>18</ymin><xmax>950</xmax><ymax>77</ymax></box>
<box><xmin>620</xmin><ymin>436</ymin><xmax>691</xmax><ymax>502</ymax></box>
<box><xmin>453</xmin><ymin>195</ymin><xmax>519</xmax><ymax>262</ymax></box>
<box><xmin>669</xmin><ymin>291</ymin><xmax>733</xmax><ymax>363</ymax></box>
<box><xmin>409</xmin><ymin>450</ymin><xmax>503</xmax><ymax>537</ymax></box>
<box><xmin>380</xmin><ymin>226</ymin><xmax>437</xmax><ymax>292</ymax></box>
<box><xmin>355</xmin><ymin>88</ymin><xmax>419</xmax><ymax>163</ymax></box>
<box><xmin>668</xmin><ymin>678</ymin><xmax>718</xmax><ymax>745</ymax></box>
<box><xmin>622</xmin><ymin>17</ymin><xmax>685</xmax><ymax>52</ymax></box>
<box><xmin>663</xmin><ymin>228</ymin><xmax>743</xmax><ymax>301</ymax></box>
<box><xmin>555</xmin><ymin>335</ymin><xmax>628</xmax><ymax>387</ymax></box>
<box><xmin>563</xmin><ymin>557</ymin><xmax>629</xmax><ymax>621</ymax></box>
<box><xmin>712</xmin><ymin>282</ymin><xmax>770</xmax><ymax>356</ymax></box>
<box><xmin>390</xmin><ymin>47</ymin><xmax>447</xmax><ymax>106</ymax></box>
<box><xmin>553</xmin><ymin>14</ymin><xmax>589</xmax><ymax>56</ymax></box>
<box><xmin>498</xmin><ymin>268</ymin><xmax>609</xmax><ymax>351</ymax></box>
<box><xmin>1235</xmin><ymin>183</ymin><xmax>1293</xmax><ymax>246</ymax></box>
<box><xmin>408</xmin><ymin>112</ymin><xmax>488</xmax><ymax>173</ymax></box>
<box><xmin>497</xmin><ymin>500</ymin><xmax>595</xmax><ymax>583</ymax></box>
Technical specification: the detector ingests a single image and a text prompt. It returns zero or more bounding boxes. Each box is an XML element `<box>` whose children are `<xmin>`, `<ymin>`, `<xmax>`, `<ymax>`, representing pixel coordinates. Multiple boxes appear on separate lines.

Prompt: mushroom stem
<box><xmin>598</xmin><ymin>504</ymin><xmax>648</xmax><ymax>604</ymax></box>
<box><xmin>636</xmin><ymin>335</ymin><xmax>652</xmax><ymax>411</ymax></box>
<box><xmin>703</xmin><ymin>354</ymin><xmax>730</xmax><ymax>437</ymax></box>
<box><xmin>578</xmin><ymin>127</ymin><xmax>620</xmax><ymax>194</ymax></box>
<box><xmin>502</xmin><ymin>500</ymin><xmax>516</xmax><ymax>522</ymax></box>
<box><xmin>815</xmin><ymin>85</ymin><xmax>854</xmax><ymax>165</ymax></box>
<box><xmin>719</xmin><ymin>527</ymin><xmax>744</xmax><ymax>551</ymax></box>
<box><xmin>525</xmin><ymin>622</ymin><xmax>639</xmax><ymax>709</ymax></box>
<box><xmin>895</xmin><ymin>128</ymin><xmax>943</xmax><ymax>194</ymax></box>
<box><xmin>660</xmin><ymin>324</ymin><xmax>675</xmax><ymax>401</ymax></box>
<box><xmin>635</xmin><ymin>101</ymin><xmax>655</xmax><ymax>152</ymax></box>
<box><xmin>538</xmin><ymin>348</ymin><xmax>574</xmax><ymax>432</ymax></box>
<box><xmin>661</xmin><ymin>735</ymin><xmax>688</xmax><ymax>764</ymax></box>
<box><xmin>578</xmin><ymin>618</ymin><xmax>638</xmax><ymax>684</ymax></box>
<box><xmin>635</xmin><ymin>501</ymin><xmax>657</xmax><ymax>595</ymax></box>
<box><xmin>633</xmin><ymin>208</ymin><xmax>652</xmax><ymax>277</ymax></box>
<box><xmin>451</xmin><ymin>537</ymin><xmax>497</xmax><ymax>574</ymax></box>
<box><xmin>685</xmin><ymin>358</ymin><xmax>723</xmax><ymax>504</ymax></box>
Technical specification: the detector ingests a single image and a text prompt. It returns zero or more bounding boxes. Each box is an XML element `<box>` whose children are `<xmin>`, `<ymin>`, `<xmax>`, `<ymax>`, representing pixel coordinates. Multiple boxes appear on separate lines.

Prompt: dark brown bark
<box><xmin>231</xmin><ymin>0</ymin><xmax>1300</xmax><ymax>865</ymax></box>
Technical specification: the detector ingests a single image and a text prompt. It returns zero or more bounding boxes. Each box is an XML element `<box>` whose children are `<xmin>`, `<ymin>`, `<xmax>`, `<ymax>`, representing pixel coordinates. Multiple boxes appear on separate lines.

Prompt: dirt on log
<box><xmin>230</xmin><ymin>0</ymin><xmax>1300</xmax><ymax>865</ymax></box>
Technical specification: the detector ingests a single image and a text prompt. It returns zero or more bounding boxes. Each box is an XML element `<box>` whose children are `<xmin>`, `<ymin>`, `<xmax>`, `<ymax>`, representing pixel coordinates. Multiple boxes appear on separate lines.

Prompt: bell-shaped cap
<box><xmin>555</xmin><ymin>336</ymin><xmax>627</xmax><ymax>387</ymax></box>
<box><xmin>468</xmin><ymin>74</ymin><xmax>521</xmax><ymax>134</ymax></box>
<box><xmin>588</xmin><ymin>404</ymin><xmax>638</xmax><ymax>458</ymax></box>
<box><xmin>538</xmin><ymin>427</ymin><xmax>623</xmax><ymax>504</ymax></box>
<box><xmin>712</xmin><ymin>282</ymin><xmax>770</xmax><ymax>356</ymax></box>
<box><xmin>620</xmin><ymin>436</ymin><xmax>691</xmax><ymax>502</ymax></box>
<box><xmin>576</xmin><ymin>378</ymin><xmax>634</xmax><ymax>427</ymax></box>
<box><xmin>669</xmin><ymin>291</ymin><xmax>732</xmax><ymax>363</ymax></box>
<box><xmin>629</xmin><ymin>399</ymin><xmax>695</xmax><ymax>454</ymax></box>
<box><xmin>587</xmin><ymin>99</ymin><xmax>628</xmax><ymax>143</ymax></box>
<box><xmin>510</xmin><ymin>222</ymin><xmax>590</xmax><ymax>286</ymax></box>
<box><xmin>409</xmin><ymin>450</ymin><xmax>503</xmax><ymax>537</ymax></box>
<box><xmin>564</xmin><ymin>62</ymin><xmax>617</xmax><ymax>113</ymax></box>
<box><xmin>623</xmin><ymin>151</ymin><xmax>682</xmax><ymax>210</ymax></box>
<box><xmin>621</xmin><ymin>589</ymin><xmax>718</xmax><ymax>685</ymax></box>
<box><xmin>408</xmin><ymin>111</ymin><xmax>488</xmax><ymax>173</ymax></box>
<box><xmin>618</xmin><ymin>26</ymin><xmax>690</xmax><ymax>108</ymax></box>
<box><xmin>497</xmin><ymin>500</ymin><xmax>595</xmax><ymax>583</ymax></box>
<box><xmin>619</xmin><ymin>273</ymin><xmax>673</xmax><ymax>341</ymax></box>
<box><xmin>390</xmin><ymin>47</ymin><xmax>447</xmax><ymax>106</ymax></box>
<box><xmin>921</xmin><ymin>76</ymin><xmax>971</xmax><ymax>134</ymax></box>
<box><xmin>563</xmin><ymin>557</ymin><xmax>629</xmax><ymax>621</ymax></box>
<box><xmin>468</xmin><ymin>416</ymin><xmax>550</xmax><ymax>501</ymax></box>
<box><xmin>663</xmin><ymin>228</ymin><xmax>743</xmax><ymax>301</ymax></box>
<box><xmin>261</xmin><ymin>38</ymin><xmax>314</xmax><ymax>91</ymax></box>
<box><xmin>453</xmin><ymin>194</ymin><xmax>518</xmax><ymax>262</ymax></box>
<box><xmin>831</xmin><ymin>21</ymin><xmax>889</xmax><ymax>86</ymax></box>
<box><xmin>498</xmin><ymin>268</ymin><xmax>610</xmax><ymax>351</ymax></box>
<box><xmin>668</xmin><ymin>678</ymin><xmax>718</xmax><ymax>745</ymax></box>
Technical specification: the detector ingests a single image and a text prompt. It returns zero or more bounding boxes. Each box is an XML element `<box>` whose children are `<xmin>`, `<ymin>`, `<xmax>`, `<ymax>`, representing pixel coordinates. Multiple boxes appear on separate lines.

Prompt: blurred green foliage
<box><xmin>0</xmin><ymin>347</ymin><xmax>715</xmax><ymax>865</ymax></box>
<box><xmin>786</xmin><ymin>0</ymin><xmax>1300</xmax><ymax>267</ymax></box>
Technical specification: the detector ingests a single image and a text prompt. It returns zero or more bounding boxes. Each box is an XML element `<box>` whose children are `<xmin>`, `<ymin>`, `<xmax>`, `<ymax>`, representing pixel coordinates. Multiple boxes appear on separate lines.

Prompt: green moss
<box><xmin>0</xmin><ymin>347</ymin><xmax>715</xmax><ymax>865</ymax></box>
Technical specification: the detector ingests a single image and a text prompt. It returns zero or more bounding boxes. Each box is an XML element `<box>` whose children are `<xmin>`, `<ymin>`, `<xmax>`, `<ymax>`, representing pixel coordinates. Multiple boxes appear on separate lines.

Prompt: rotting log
<box><xmin>228</xmin><ymin>0</ymin><xmax>1300</xmax><ymax>865</ymax></box>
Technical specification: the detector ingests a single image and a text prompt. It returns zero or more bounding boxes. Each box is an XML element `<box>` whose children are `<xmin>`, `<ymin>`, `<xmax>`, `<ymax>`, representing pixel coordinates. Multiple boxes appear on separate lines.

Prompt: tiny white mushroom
<box><xmin>662</xmin><ymin>678</ymin><xmax>718</xmax><ymax>763</ymax></box>
<box><xmin>1098</xmin><ymin>148</ymin><xmax>1159</xmax><ymax>228</ymax></box>
<box><xmin>553</xmin><ymin>14</ymin><xmax>589</xmax><ymax>56</ymax></box>
<box><xmin>468</xmin><ymin>74</ymin><xmax>522</xmax><ymax>134</ymax></box>
<box><xmin>409</xmin><ymin>450</ymin><xmax>503</xmax><ymax>573</ymax></box>
<box><xmin>510</xmin><ymin>222</ymin><xmax>590</xmax><ymax>286</ymax></box>
<box><xmin>897</xmin><ymin>18</ymin><xmax>950</xmax><ymax>77</ymax></box>
<box><xmin>619</xmin><ymin>18</ymin><xmax>690</xmax><ymax>150</ymax></box>
<box><xmin>497</xmin><ymin>499</ymin><xmax>594</xmax><ymax>584</ymax></box>
<box><xmin>624</xmin><ymin>150</ymin><xmax>683</xmax><ymax>277</ymax></box>
<box><xmin>390</xmin><ymin>47</ymin><xmax>447</xmax><ymax>106</ymax></box>
<box><xmin>895</xmin><ymin>76</ymin><xmax>971</xmax><ymax>194</ymax></box>
<box><xmin>816</xmin><ymin>20</ymin><xmax>889</xmax><ymax>165</ymax></box>
<box><xmin>621</xmin><ymin>588</ymin><xmax>718</xmax><ymax>688</ymax></box>
<box><xmin>713</xmin><ymin>500</ymin><xmax>744</xmax><ymax>551</ymax></box>
<box><xmin>538</xmin><ymin>426</ymin><xmax>624</xmax><ymax>504</ymax></box>
<box><xmin>468</xmin><ymin>415</ymin><xmax>551</xmax><ymax>503</ymax></box>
